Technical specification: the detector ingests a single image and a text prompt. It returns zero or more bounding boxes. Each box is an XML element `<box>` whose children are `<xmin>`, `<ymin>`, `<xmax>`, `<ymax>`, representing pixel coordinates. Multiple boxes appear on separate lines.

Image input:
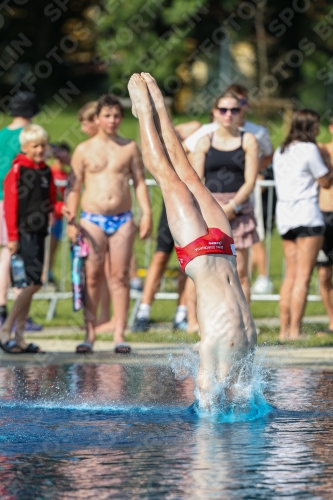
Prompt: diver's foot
<box><xmin>278</xmin><ymin>332</ymin><xmax>288</xmax><ymax>341</ymax></box>
<box><xmin>128</xmin><ymin>74</ymin><xmax>151</xmax><ymax>116</ymax></box>
<box><xmin>95</xmin><ymin>319</ymin><xmax>115</xmax><ymax>333</ymax></box>
<box><xmin>141</xmin><ymin>73</ymin><xmax>164</xmax><ymax>109</ymax></box>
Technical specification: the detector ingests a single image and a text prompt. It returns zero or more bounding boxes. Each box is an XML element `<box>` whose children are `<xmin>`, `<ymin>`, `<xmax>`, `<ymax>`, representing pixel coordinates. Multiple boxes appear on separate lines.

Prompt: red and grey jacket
<box><xmin>4</xmin><ymin>153</ymin><xmax>62</xmax><ymax>241</ymax></box>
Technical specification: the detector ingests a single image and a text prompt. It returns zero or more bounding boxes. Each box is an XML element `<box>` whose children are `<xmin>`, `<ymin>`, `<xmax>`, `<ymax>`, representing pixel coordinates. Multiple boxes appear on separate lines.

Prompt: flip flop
<box><xmin>22</xmin><ymin>343</ymin><xmax>45</xmax><ymax>354</ymax></box>
<box><xmin>76</xmin><ymin>341</ymin><xmax>93</xmax><ymax>354</ymax></box>
<box><xmin>115</xmin><ymin>342</ymin><xmax>131</xmax><ymax>354</ymax></box>
<box><xmin>0</xmin><ymin>339</ymin><xmax>25</xmax><ymax>354</ymax></box>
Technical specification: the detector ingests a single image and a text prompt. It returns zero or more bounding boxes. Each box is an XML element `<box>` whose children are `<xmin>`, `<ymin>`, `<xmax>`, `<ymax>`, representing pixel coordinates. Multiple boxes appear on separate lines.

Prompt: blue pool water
<box><xmin>0</xmin><ymin>361</ymin><xmax>332</xmax><ymax>498</ymax></box>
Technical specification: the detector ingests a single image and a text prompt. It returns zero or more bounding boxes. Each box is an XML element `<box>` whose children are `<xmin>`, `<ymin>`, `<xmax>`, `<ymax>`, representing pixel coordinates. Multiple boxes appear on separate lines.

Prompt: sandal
<box><xmin>115</xmin><ymin>342</ymin><xmax>131</xmax><ymax>354</ymax></box>
<box><xmin>23</xmin><ymin>343</ymin><xmax>45</xmax><ymax>354</ymax></box>
<box><xmin>76</xmin><ymin>341</ymin><xmax>93</xmax><ymax>354</ymax></box>
<box><xmin>0</xmin><ymin>339</ymin><xmax>25</xmax><ymax>354</ymax></box>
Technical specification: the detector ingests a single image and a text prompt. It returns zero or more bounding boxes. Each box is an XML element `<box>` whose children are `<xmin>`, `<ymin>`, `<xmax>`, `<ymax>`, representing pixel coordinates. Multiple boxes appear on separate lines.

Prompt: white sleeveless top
<box><xmin>273</xmin><ymin>142</ymin><xmax>328</xmax><ymax>235</ymax></box>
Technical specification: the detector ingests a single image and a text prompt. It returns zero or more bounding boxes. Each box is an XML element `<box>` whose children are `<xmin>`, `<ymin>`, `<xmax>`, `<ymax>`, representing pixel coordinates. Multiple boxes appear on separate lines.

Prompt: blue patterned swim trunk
<box><xmin>80</xmin><ymin>210</ymin><xmax>133</xmax><ymax>236</ymax></box>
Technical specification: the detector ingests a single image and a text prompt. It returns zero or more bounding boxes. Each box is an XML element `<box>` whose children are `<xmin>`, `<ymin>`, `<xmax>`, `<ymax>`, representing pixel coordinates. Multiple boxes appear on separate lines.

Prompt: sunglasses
<box><xmin>239</xmin><ymin>97</ymin><xmax>248</xmax><ymax>106</ymax></box>
<box><xmin>217</xmin><ymin>107</ymin><xmax>240</xmax><ymax>115</ymax></box>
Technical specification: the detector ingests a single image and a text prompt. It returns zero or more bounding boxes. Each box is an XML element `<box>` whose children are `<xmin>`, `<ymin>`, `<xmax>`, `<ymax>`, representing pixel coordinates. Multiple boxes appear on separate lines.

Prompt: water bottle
<box><xmin>11</xmin><ymin>254</ymin><xmax>28</xmax><ymax>288</ymax></box>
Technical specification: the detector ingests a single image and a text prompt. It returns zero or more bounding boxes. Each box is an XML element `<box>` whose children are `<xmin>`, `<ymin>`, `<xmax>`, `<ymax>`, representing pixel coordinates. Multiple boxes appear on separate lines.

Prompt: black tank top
<box><xmin>204</xmin><ymin>132</ymin><xmax>245</xmax><ymax>193</ymax></box>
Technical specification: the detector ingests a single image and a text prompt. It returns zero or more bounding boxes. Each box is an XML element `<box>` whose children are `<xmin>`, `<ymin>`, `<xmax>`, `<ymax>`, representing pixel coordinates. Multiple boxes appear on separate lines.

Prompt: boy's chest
<box><xmin>84</xmin><ymin>147</ymin><xmax>132</xmax><ymax>176</ymax></box>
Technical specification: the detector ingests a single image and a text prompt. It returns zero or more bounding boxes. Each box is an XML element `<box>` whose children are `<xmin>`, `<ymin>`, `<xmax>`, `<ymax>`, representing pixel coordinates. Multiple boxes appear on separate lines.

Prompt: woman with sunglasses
<box><xmin>273</xmin><ymin>109</ymin><xmax>332</xmax><ymax>340</ymax></box>
<box><xmin>193</xmin><ymin>91</ymin><xmax>259</xmax><ymax>302</ymax></box>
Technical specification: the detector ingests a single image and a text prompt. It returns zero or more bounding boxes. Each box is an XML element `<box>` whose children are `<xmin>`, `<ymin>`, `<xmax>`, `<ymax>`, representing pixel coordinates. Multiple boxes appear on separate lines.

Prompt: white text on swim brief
<box><xmin>195</xmin><ymin>245</ymin><xmax>225</xmax><ymax>252</ymax></box>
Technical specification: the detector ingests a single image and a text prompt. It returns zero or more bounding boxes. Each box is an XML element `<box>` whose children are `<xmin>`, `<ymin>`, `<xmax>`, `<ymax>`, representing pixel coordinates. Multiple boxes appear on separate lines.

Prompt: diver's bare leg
<box><xmin>141</xmin><ymin>73</ymin><xmax>231</xmax><ymax>236</ymax></box>
<box><xmin>128</xmin><ymin>74</ymin><xmax>207</xmax><ymax>248</ymax></box>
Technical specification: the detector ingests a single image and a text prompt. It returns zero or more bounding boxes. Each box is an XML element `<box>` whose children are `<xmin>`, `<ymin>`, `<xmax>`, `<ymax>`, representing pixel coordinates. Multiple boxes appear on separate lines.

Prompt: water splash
<box><xmin>170</xmin><ymin>347</ymin><xmax>273</xmax><ymax>422</ymax></box>
<box><xmin>168</xmin><ymin>345</ymin><xmax>200</xmax><ymax>381</ymax></box>
<box><xmin>0</xmin><ymin>400</ymin><xmax>187</xmax><ymax>417</ymax></box>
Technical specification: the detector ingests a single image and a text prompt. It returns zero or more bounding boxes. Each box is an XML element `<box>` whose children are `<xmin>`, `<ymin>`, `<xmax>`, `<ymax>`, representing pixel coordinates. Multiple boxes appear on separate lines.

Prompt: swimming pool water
<box><xmin>0</xmin><ymin>362</ymin><xmax>332</xmax><ymax>499</ymax></box>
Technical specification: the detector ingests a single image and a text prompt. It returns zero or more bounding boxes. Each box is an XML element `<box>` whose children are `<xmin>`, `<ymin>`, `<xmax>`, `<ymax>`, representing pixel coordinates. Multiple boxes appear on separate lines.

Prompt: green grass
<box><xmin>26</xmin><ymin>323</ymin><xmax>333</xmax><ymax>347</ymax></box>
<box><xmin>3</xmin><ymin>108</ymin><xmax>332</xmax><ymax>336</ymax></box>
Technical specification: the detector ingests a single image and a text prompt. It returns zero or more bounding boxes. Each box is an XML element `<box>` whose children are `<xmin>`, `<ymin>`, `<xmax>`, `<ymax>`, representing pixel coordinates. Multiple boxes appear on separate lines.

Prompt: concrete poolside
<box><xmin>0</xmin><ymin>336</ymin><xmax>333</xmax><ymax>369</ymax></box>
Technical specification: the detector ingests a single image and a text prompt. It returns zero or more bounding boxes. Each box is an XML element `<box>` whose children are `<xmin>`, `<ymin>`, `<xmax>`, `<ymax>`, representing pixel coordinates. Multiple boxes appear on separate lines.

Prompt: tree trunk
<box><xmin>254</xmin><ymin>3</ymin><xmax>269</xmax><ymax>96</ymax></box>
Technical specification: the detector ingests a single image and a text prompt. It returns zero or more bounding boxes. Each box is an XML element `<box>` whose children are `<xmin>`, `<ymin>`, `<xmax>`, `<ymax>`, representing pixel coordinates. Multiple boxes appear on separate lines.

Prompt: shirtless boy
<box><xmin>128</xmin><ymin>73</ymin><xmax>256</xmax><ymax>407</ymax></box>
<box><xmin>66</xmin><ymin>94</ymin><xmax>152</xmax><ymax>354</ymax></box>
<box><xmin>317</xmin><ymin>123</ymin><xmax>333</xmax><ymax>334</ymax></box>
<box><xmin>77</xmin><ymin>100</ymin><xmax>114</xmax><ymax>331</ymax></box>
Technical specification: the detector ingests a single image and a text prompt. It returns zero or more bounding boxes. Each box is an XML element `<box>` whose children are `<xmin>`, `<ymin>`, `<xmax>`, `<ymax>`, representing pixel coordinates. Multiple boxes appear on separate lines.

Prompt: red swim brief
<box><xmin>175</xmin><ymin>227</ymin><xmax>236</xmax><ymax>271</ymax></box>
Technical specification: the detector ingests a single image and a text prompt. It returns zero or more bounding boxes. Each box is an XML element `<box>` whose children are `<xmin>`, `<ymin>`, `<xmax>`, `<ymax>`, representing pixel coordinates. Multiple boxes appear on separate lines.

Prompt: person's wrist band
<box><xmin>229</xmin><ymin>199</ymin><xmax>242</xmax><ymax>213</ymax></box>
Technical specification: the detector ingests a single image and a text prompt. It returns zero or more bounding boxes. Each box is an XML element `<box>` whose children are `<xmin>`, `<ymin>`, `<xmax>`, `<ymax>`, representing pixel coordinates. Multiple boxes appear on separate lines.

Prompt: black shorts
<box><xmin>18</xmin><ymin>233</ymin><xmax>46</xmax><ymax>285</ymax></box>
<box><xmin>156</xmin><ymin>203</ymin><xmax>174</xmax><ymax>254</ymax></box>
<box><xmin>261</xmin><ymin>166</ymin><xmax>277</xmax><ymax>232</ymax></box>
<box><xmin>317</xmin><ymin>212</ymin><xmax>333</xmax><ymax>267</ymax></box>
<box><xmin>281</xmin><ymin>225</ymin><xmax>325</xmax><ymax>241</ymax></box>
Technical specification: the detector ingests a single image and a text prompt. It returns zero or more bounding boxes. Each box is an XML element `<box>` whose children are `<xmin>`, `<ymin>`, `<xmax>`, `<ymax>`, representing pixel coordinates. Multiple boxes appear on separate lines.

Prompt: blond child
<box><xmin>0</xmin><ymin>124</ymin><xmax>59</xmax><ymax>353</ymax></box>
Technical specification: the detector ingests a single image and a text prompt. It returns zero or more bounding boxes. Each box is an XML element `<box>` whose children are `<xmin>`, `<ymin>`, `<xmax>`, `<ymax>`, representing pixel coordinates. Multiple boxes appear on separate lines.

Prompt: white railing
<box><xmin>13</xmin><ymin>178</ymin><xmax>321</xmax><ymax>321</ymax></box>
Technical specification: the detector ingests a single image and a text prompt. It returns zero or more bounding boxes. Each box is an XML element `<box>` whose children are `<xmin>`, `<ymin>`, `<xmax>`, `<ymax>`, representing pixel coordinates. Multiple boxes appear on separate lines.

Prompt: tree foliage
<box><xmin>0</xmin><ymin>0</ymin><xmax>101</xmax><ymax>101</ymax></box>
<box><xmin>0</xmin><ymin>0</ymin><xmax>333</xmax><ymax>111</ymax></box>
<box><xmin>94</xmin><ymin>0</ymin><xmax>210</xmax><ymax>96</ymax></box>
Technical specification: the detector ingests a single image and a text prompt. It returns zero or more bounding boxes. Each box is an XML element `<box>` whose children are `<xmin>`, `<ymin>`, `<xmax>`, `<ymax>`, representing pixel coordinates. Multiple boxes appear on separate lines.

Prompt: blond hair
<box><xmin>78</xmin><ymin>101</ymin><xmax>97</xmax><ymax>122</ymax></box>
<box><xmin>19</xmin><ymin>124</ymin><xmax>48</xmax><ymax>147</ymax></box>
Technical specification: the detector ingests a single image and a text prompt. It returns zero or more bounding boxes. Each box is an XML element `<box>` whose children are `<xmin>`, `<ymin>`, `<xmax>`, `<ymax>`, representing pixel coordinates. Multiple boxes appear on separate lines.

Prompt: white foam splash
<box><xmin>170</xmin><ymin>347</ymin><xmax>272</xmax><ymax>422</ymax></box>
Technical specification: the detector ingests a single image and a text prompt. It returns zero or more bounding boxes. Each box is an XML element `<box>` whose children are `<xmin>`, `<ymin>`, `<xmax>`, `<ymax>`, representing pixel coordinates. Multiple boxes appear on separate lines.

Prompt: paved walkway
<box><xmin>0</xmin><ymin>315</ymin><xmax>330</xmax><ymax>367</ymax></box>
